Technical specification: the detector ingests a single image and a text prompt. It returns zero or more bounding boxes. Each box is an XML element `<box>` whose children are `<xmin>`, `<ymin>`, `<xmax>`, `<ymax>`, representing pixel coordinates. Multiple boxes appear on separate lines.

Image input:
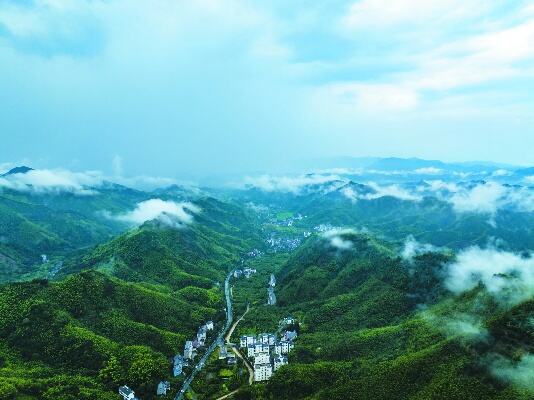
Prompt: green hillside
<box><xmin>0</xmin><ymin>271</ymin><xmax>222</xmax><ymax>399</ymax></box>
<box><xmin>228</xmin><ymin>231</ymin><xmax>532</xmax><ymax>400</ymax></box>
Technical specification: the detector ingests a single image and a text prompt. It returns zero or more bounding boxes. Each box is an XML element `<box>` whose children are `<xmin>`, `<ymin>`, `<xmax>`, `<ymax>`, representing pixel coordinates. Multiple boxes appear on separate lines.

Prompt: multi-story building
<box><xmin>184</xmin><ymin>340</ymin><xmax>194</xmax><ymax>359</ymax></box>
<box><xmin>240</xmin><ymin>335</ymin><xmax>255</xmax><ymax>348</ymax></box>
<box><xmin>273</xmin><ymin>355</ymin><xmax>288</xmax><ymax>371</ymax></box>
<box><xmin>253</xmin><ymin>363</ymin><xmax>273</xmax><ymax>382</ymax></box>
<box><xmin>274</xmin><ymin>340</ymin><xmax>294</xmax><ymax>355</ymax></box>
<box><xmin>254</xmin><ymin>351</ymin><xmax>270</xmax><ymax>365</ymax></box>
<box><xmin>173</xmin><ymin>355</ymin><xmax>184</xmax><ymax>376</ymax></box>
<box><xmin>247</xmin><ymin>344</ymin><xmax>256</xmax><ymax>358</ymax></box>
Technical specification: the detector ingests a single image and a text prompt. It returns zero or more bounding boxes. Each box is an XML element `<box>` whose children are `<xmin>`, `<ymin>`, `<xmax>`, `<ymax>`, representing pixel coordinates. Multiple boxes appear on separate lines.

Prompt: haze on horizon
<box><xmin>1</xmin><ymin>0</ymin><xmax>533</xmax><ymax>180</ymax></box>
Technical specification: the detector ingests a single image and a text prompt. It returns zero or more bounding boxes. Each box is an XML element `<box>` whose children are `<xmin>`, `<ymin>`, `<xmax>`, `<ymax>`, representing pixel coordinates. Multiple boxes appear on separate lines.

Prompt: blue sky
<box><xmin>0</xmin><ymin>0</ymin><xmax>533</xmax><ymax>178</ymax></box>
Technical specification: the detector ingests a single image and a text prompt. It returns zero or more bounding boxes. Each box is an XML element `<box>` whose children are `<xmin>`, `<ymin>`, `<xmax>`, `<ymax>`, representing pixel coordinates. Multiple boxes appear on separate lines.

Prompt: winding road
<box><xmin>175</xmin><ymin>270</ymin><xmax>235</xmax><ymax>400</ymax></box>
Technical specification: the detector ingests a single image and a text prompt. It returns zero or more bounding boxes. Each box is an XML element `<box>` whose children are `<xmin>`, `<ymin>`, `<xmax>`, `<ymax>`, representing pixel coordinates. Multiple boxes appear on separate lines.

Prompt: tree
<box><xmin>0</xmin><ymin>382</ymin><xmax>17</xmax><ymax>400</ymax></box>
<box><xmin>99</xmin><ymin>356</ymin><xmax>124</xmax><ymax>385</ymax></box>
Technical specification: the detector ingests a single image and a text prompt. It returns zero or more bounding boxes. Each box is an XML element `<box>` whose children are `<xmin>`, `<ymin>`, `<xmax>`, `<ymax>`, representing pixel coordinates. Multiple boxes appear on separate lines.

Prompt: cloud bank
<box><xmin>0</xmin><ymin>166</ymin><xmax>182</xmax><ymax>194</ymax></box>
<box><xmin>243</xmin><ymin>174</ymin><xmax>344</xmax><ymax>194</ymax></box>
<box><xmin>110</xmin><ymin>199</ymin><xmax>200</xmax><ymax>228</ymax></box>
<box><xmin>445</xmin><ymin>246</ymin><xmax>534</xmax><ymax>307</ymax></box>
<box><xmin>423</xmin><ymin>180</ymin><xmax>534</xmax><ymax>216</ymax></box>
<box><xmin>0</xmin><ymin>168</ymin><xmax>103</xmax><ymax>195</ymax></box>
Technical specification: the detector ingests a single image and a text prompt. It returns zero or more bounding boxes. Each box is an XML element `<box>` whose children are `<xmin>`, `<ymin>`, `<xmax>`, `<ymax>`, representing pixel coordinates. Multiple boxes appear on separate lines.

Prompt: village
<box><xmin>239</xmin><ymin>316</ymin><xmax>298</xmax><ymax>382</ymax></box>
<box><xmin>117</xmin><ymin>255</ymin><xmax>295</xmax><ymax>399</ymax></box>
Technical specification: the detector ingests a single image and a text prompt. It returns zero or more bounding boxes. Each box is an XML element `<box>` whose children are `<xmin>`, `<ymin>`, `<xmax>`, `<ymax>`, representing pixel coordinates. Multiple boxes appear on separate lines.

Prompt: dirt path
<box><xmin>225</xmin><ymin>304</ymin><xmax>254</xmax><ymax>386</ymax></box>
<box><xmin>232</xmin><ymin>346</ymin><xmax>254</xmax><ymax>385</ymax></box>
<box><xmin>214</xmin><ymin>389</ymin><xmax>239</xmax><ymax>400</ymax></box>
<box><xmin>225</xmin><ymin>303</ymin><xmax>249</xmax><ymax>343</ymax></box>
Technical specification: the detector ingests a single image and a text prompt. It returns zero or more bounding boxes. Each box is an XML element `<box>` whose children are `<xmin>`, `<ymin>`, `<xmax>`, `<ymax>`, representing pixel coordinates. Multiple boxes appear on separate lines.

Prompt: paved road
<box><xmin>175</xmin><ymin>270</ymin><xmax>235</xmax><ymax>400</ymax></box>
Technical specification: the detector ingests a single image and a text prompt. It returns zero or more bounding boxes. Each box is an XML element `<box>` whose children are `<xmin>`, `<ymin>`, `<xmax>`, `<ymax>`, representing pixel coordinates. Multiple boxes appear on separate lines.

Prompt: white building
<box><xmin>254</xmin><ymin>351</ymin><xmax>270</xmax><ymax>365</ymax></box>
<box><xmin>234</xmin><ymin>270</ymin><xmax>243</xmax><ymax>278</ymax></box>
<box><xmin>247</xmin><ymin>344</ymin><xmax>256</xmax><ymax>358</ymax></box>
<box><xmin>157</xmin><ymin>381</ymin><xmax>170</xmax><ymax>396</ymax></box>
<box><xmin>240</xmin><ymin>335</ymin><xmax>255</xmax><ymax>348</ymax></box>
<box><xmin>184</xmin><ymin>341</ymin><xmax>194</xmax><ymax>360</ymax></box>
<box><xmin>254</xmin><ymin>342</ymin><xmax>270</xmax><ymax>355</ymax></box>
<box><xmin>275</xmin><ymin>340</ymin><xmax>294</xmax><ymax>355</ymax></box>
<box><xmin>269</xmin><ymin>274</ymin><xmax>276</xmax><ymax>287</ymax></box>
<box><xmin>283</xmin><ymin>330</ymin><xmax>298</xmax><ymax>342</ymax></box>
<box><xmin>205</xmin><ymin>321</ymin><xmax>214</xmax><ymax>331</ymax></box>
<box><xmin>119</xmin><ymin>385</ymin><xmax>137</xmax><ymax>400</ymax></box>
<box><xmin>256</xmin><ymin>333</ymin><xmax>276</xmax><ymax>345</ymax></box>
<box><xmin>173</xmin><ymin>355</ymin><xmax>184</xmax><ymax>376</ymax></box>
<box><xmin>273</xmin><ymin>355</ymin><xmax>288</xmax><ymax>371</ymax></box>
<box><xmin>281</xmin><ymin>316</ymin><xmax>295</xmax><ymax>326</ymax></box>
<box><xmin>197</xmin><ymin>326</ymin><xmax>207</xmax><ymax>342</ymax></box>
<box><xmin>267</xmin><ymin>334</ymin><xmax>276</xmax><ymax>345</ymax></box>
<box><xmin>254</xmin><ymin>363</ymin><xmax>273</xmax><ymax>382</ymax></box>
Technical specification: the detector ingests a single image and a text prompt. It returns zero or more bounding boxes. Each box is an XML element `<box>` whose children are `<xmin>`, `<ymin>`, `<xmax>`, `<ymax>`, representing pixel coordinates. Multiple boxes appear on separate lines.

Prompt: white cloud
<box><xmin>342</xmin><ymin>0</ymin><xmax>481</xmax><ymax>30</ymax></box>
<box><xmin>333</xmin><ymin>3</ymin><xmax>534</xmax><ymax>117</ymax></box>
<box><xmin>109</xmin><ymin>198</ymin><xmax>200</xmax><ymax>227</ymax></box>
<box><xmin>445</xmin><ymin>246</ymin><xmax>534</xmax><ymax>306</ymax></box>
<box><xmin>449</xmin><ymin>182</ymin><xmax>534</xmax><ymax>215</ymax></box>
<box><xmin>242</xmin><ymin>174</ymin><xmax>344</xmax><ymax>194</ymax></box>
<box><xmin>423</xmin><ymin>179</ymin><xmax>460</xmax><ymax>193</ymax></box>
<box><xmin>364</xmin><ymin>182</ymin><xmax>422</xmax><ymax>201</ymax></box>
<box><xmin>525</xmin><ymin>176</ymin><xmax>534</xmax><ymax>184</ymax></box>
<box><xmin>0</xmin><ymin>168</ymin><xmax>103</xmax><ymax>195</ymax></box>
<box><xmin>0</xmin><ymin>166</ymin><xmax>180</xmax><ymax>193</ymax></box>
<box><xmin>424</xmin><ymin>311</ymin><xmax>489</xmax><ymax>342</ymax></box>
<box><xmin>320</xmin><ymin>82</ymin><xmax>419</xmax><ymax>112</ymax></box>
<box><xmin>414</xmin><ymin>167</ymin><xmax>443</xmax><ymax>175</ymax></box>
<box><xmin>491</xmin><ymin>169</ymin><xmax>512</xmax><ymax>177</ymax></box>
<box><xmin>450</xmin><ymin>181</ymin><xmax>506</xmax><ymax>214</ymax></box>
<box><xmin>322</xmin><ymin>228</ymin><xmax>358</xmax><ymax>250</ymax></box>
<box><xmin>489</xmin><ymin>353</ymin><xmax>534</xmax><ymax>391</ymax></box>
<box><xmin>341</xmin><ymin>186</ymin><xmax>358</xmax><ymax>203</ymax></box>
<box><xmin>401</xmin><ymin>235</ymin><xmax>438</xmax><ymax>261</ymax></box>
<box><xmin>339</xmin><ymin>181</ymin><xmax>422</xmax><ymax>202</ymax></box>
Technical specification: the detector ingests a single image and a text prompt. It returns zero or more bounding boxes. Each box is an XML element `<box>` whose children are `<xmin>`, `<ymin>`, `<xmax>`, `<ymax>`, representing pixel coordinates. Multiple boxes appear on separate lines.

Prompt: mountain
<box><xmin>368</xmin><ymin>157</ymin><xmax>450</xmax><ymax>171</ymax></box>
<box><xmin>0</xmin><ymin>185</ymin><xmax>147</xmax><ymax>283</ymax></box>
<box><xmin>230</xmin><ymin>231</ymin><xmax>532</xmax><ymax>400</ymax></box>
<box><xmin>0</xmin><ymin>196</ymin><xmax>261</xmax><ymax>399</ymax></box>
<box><xmin>63</xmin><ymin>197</ymin><xmax>262</xmax><ymax>289</ymax></box>
<box><xmin>1</xmin><ymin>166</ymin><xmax>33</xmax><ymax>177</ymax></box>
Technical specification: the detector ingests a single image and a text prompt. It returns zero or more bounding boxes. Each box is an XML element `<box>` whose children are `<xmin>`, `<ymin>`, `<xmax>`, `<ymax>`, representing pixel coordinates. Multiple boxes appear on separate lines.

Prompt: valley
<box><xmin>0</xmin><ymin>162</ymin><xmax>533</xmax><ymax>400</ymax></box>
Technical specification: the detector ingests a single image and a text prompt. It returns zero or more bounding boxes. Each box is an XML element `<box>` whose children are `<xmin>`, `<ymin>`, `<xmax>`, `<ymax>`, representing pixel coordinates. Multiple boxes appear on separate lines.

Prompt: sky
<box><xmin>0</xmin><ymin>0</ymin><xmax>533</xmax><ymax>179</ymax></box>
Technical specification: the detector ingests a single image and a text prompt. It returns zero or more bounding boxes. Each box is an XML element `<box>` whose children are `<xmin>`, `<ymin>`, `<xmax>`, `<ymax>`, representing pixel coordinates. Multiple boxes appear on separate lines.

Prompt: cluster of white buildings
<box><xmin>246</xmin><ymin>249</ymin><xmax>263</xmax><ymax>258</ymax></box>
<box><xmin>266</xmin><ymin>235</ymin><xmax>302</xmax><ymax>252</ymax></box>
<box><xmin>233</xmin><ymin>267</ymin><xmax>257</xmax><ymax>279</ymax></box>
<box><xmin>240</xmin><ymin>327</ymin><xmax>297</xmax><ymax>382</ymax></box>
<box><xmin>181</xmin><ymin>320</ymin><xmax>214</xmax><ymax>365</ymax></box>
